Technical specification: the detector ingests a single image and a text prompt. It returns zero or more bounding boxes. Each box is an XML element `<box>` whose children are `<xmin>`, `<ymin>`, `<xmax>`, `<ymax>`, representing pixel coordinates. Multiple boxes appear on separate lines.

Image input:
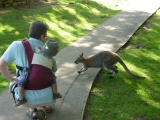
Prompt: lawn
<box><xmin>84</xmin><ymin>9</ymin><xmax>160</xmax><ymax>120</ymax></box>
<box><xmin>0</xmin><ymin>0</ymin><xmax>130</xmax><ymax>93</ymax></box>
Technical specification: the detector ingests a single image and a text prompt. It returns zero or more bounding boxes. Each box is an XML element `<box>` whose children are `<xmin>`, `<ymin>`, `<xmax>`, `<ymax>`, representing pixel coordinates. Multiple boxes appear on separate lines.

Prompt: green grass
<box><xmin>0</xmin><ymin>0</ymin><xmax>123</xmax><ymax>93</ymax></box>
<box><xmin>84</xmin><ymin>9</ymin><xmax>160</xmax><ymax>120</ymax></box>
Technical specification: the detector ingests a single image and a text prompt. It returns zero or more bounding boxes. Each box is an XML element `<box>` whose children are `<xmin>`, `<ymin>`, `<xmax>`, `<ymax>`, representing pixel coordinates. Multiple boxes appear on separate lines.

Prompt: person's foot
<box><xmin>26</xmin><ymin>108</ymin><xmax>37</xmax><ymax>119</ymax></box>
<box><xmin>15</xmin><ymin>98</ymin><xmax>27</xmax><ymax>107</ymax></box>
<box><xmin>45</xmin><ymin>106</ymin><xmax>53</xmax><ymax>113</ymax></box>
<box><xmin>53</xmin><ymin>92</ymin><xmax>62</xmax><ymax>99</ymax></box>
<box><xmin>36</xmin><ymin>107</ymin><xmax>47</xmax><ymax>119</ymax></box>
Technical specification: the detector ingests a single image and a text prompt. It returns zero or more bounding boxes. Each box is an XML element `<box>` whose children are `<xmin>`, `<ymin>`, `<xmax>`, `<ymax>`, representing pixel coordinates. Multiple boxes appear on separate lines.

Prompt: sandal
<box><xmin>15</xmin><ymin>98</ymin><xmax>27</xmax><ymax>107</ymax></box>
<box><xmin>26</xmin><ymin>108</ymin><xmax>37</xmax><ymax>119</ymax></box>
<box><xmin>36</xmin><ymin>107</ymin><xmax>47</xmax><ymax>120</ymax></box>
<box><xmin>44</xmin><ymin>106</ymin><xmax>53</xmax><ymax>113</ymax></box>
<box><xmin>53</xmin><ymin>92</ymin><xmax>62</xmax><ymax>99</ymax></box>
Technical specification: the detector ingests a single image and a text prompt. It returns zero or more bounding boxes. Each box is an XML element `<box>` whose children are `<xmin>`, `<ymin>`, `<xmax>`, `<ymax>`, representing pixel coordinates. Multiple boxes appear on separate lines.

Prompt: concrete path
<box><xmin>0</xmin><ymin>0</ymin><xmax>159</xmax><ymax>120</ymax></box>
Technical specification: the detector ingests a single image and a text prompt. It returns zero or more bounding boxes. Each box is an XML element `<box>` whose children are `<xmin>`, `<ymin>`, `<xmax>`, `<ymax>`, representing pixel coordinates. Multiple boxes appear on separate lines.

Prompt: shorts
<box><xmin>18</xmin><ymin>74</ymin><xmax>28</xmax><ymax>87</ymax></box>
<box><xmin>51</xmin><ymin>74</ymin><xmax>57</xmax><ymax>85</ymax></box>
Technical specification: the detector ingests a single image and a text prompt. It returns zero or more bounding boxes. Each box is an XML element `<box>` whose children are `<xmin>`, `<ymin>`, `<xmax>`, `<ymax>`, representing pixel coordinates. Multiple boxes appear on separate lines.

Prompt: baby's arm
<box><xmin>52</xmin><ymin>67</ymin><xmax>57</xmax><ymax>75</ymax></box>
<box><xmin>35</xmin><ymin>46</ymin><xmax>41</xmax><ymax>50</ymax></box>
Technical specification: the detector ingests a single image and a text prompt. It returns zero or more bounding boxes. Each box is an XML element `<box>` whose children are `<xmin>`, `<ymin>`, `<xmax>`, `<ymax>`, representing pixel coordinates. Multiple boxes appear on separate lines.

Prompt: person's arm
<box><xmin>52</xmin><ymin>57</ymin><xmax>57</xmax><ymax>75</ymax></box>
<box><xmin>0</xmin><ymin>59</ymin><xmax>18</xmax><ymax>82</ymax></box>
<box><xmin>52</xmin><ymin>65</ymin><xmax>57</xmax><ymax>76</ymax></box>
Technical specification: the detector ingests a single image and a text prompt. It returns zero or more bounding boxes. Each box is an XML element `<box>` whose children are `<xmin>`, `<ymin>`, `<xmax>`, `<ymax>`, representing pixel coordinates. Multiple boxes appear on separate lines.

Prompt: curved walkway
<box><xmin>0</xmin><ymin>0</ymin><xmax>159</xmax><ymax>120</ymax></box>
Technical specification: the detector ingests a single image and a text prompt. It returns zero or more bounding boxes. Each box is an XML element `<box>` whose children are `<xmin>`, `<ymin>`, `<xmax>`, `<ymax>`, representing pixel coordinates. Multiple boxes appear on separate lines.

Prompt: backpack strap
<box><xmin>22</xmin><ymin>40</ymin><xmax>34</xmax><ymax>66</ymax></box>
<box><xmin>16</xmin><ymin>40</ymin><xmax>34</xmax><ymax>77</ymax></box>
<box><xmin>16</xmin><ymin>66</ymin><xmax>29</xmax><ymax>77</ymax></box>
<box><xmin>12</xmin><ymin>40</ymin><xmax>34</xmax><ymax>103</ymax></box>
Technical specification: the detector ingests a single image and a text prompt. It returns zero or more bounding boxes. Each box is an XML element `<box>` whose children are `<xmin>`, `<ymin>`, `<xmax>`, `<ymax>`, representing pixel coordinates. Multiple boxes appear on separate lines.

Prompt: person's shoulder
<box><xmin>7</xmin><ymin>41</ymin><xmax>23</xmax><ymax>48</ymax></box>
<box><xmin>11</xmin><ymin>41</ymin><xmax>23</xmax><ymax>46</ymax></box>
<box><xmin>10</xmin><ymin>41</ymin><xmax>27</xmax><ymax>51</ymax></box>
<box><xmin>13</xmin><ymin>41</ymin><xmax>22</xmax><ymax>43</ymax></box>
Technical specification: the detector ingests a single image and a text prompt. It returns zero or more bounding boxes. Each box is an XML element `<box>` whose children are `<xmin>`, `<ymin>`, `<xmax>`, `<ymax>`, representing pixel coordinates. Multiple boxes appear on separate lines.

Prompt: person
<box><xmin>0</xmin><ymin>21</ymin><xmax>58</xmax><ymax>119</ymax></box>
<box><xmin>16</xmin><ymin>39</ymin><xmax>62</xmax><ymax>107</ymax></box>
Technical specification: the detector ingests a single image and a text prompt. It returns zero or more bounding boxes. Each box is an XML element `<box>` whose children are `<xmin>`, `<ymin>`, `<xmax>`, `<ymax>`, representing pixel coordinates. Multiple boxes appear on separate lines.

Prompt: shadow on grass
<box><xmin>0</xmin><ymin>0</ymin><xmax>120</xmax><ymax>56</ymax></box>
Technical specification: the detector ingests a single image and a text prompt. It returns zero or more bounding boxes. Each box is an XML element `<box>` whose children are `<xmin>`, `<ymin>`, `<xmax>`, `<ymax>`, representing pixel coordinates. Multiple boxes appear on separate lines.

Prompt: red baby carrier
<box><xmin>10</xmin><ymin>40</ymin><xmax>55</xmax><ymax>103</ymax></box>
<box><xmin>22</xmin><ymin>40</ymin><xmax>54</xmax><ymax>90</ymax></box>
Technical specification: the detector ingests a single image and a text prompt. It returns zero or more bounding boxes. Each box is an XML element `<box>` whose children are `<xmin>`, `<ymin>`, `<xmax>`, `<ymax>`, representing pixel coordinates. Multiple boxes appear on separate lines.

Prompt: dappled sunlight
<box><xmin>118</xmin><ymin>48</ymin><xmax>160</xmax><ymax>74</ymax></box>
<box><xmin>0</xmin><ymin>24</ymin><xmax>14</xmax><ymax>34</ymax></box>
<box><xmin>136</xmin><ymin>84</ymin><xmax>160</xmax><ymax>109</ymax></box>
<box><xmin>56</xmin><ymin>61</ymin><xmax>77</xmax><ymax>77</ymax></box>
<box><xmin>0</xmin><ymin>81</ymin><xmax>9</xmax><ymax>86</ymax></box>
<box><xmin>0</xmin><ymin>117</ymin><xmax>5</xmax><ymax>120</ymax></box>
<box><xmin>103</xmin><ymin>25</ymin><xmax>119</xmax><ymax>31</ymax></box>
<box><xmin>115</xmin><ymin>42</ymin><xmax>160</xmax><ymax>119</ymax></box>
<box><xmin>59</xmin><ymin>62</ymin><xmax>75</xmax><ymax>69</ymax></box>
<box><xmin>93</xmin><ymin>0</ymin><xmax>132</xmax><ymax>10</ymax></box>
<box><xmin>66</xmin><ymin>7</ymin><xmax>77</xmax><ymax>15</ymax></box>
<box><xmin>90</xmin><ymin>7</ymin><xmax>102</xmax><ymax>15</ymax></box>
<box><xmin>14</xmin><ymin>31</ymin><xmax>20</xmax><ymax>35</ymax></box>
<box><xmin>0</xmin><ymin>44</ymin><xmax>12</xmax><ymax>56</ymax></box>
<box><xmin>94</xmin><ymin>43</ymin><xmax>115</xmax><ymax>51</ymax></box>
<box><xmin>0</xmin><ymin>0</ymin><xmax>119</xmax><ymax>55</ymax></box>
<box><xmin>93</xmin><ymin>44</ymin><xmax>108</xmax><ymax>50</ymax></box>
<box><xmin>118</xmin><ymin>18</ymin><xmax>126</xmax><ymax>22</ymax></box>
<box><xmin>72</xmin><ymin>42</ymin><xmax>92</xmax><ymax>47</ymax></box>
<box><xmin>123</xmin><ymin>79</ymin><xmax>133</xmax><ymax>85</ymax></box>
<box><xmin>0</xmin><ymin>44</ymin><xmax>10</xmax><ymax>49</ymax></box>
<box><xmin>118</xmin><ymin>64</ymin><xmax>147</xmax><ymax>80</ymax></box>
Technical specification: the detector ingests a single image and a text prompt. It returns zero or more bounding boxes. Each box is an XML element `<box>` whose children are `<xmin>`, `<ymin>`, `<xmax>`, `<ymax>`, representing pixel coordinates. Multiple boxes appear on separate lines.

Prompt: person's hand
<box><xmin>11</xmin><ymin>76</ymin><xmax>18</xmax><ymax>82</ymax></box>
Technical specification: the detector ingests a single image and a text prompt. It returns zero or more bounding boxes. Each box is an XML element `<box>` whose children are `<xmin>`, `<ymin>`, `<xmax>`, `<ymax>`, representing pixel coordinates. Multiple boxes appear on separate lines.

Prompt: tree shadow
<box><xmin>0</xmin><ymin>0</ymin><xmax>120</xmax><ymax>56</ymax></box>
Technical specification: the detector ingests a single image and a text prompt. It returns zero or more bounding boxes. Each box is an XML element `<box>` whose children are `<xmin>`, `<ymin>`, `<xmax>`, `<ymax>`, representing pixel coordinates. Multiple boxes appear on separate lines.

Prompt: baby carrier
<box><xmin>10</xmin><ymin>40</ymin><xmax>56</xmax><ymax>102</ymax></box>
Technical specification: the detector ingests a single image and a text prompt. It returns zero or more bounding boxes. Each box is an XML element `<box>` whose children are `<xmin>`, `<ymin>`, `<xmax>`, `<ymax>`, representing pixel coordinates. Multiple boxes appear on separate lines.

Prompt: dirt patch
<box><xmin>0</xmin><ymin>1</ymin><xmax>60</xmax><ymax>13</ymax></box>
<box><xmin>140</xmin><ymin>22</ymin><xmax>154</xmax><ymax>31</ymax></box>
<box><xmin>125</xmin><ymin>44</ymin><xmax>143</xmax><ymax>49</ymax></box>
<box><xmin>133</xmin><ymin>115</ymin><xmax>148</xmax><ymax>120</ymax></box>
<box><xmin>0</xmin><ymin>10</ymin><xmax>10</xmax><ymax>14</ymax></box>
<box><xmin>13</xmin><ymin>1</ymin><xmax>59</xmax><ymax>12</ymax></box>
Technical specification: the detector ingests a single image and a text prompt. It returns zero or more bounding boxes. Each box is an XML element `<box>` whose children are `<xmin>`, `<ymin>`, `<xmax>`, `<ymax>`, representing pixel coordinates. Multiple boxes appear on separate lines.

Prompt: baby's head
<box><xmin>41</xmin><ymin>39</ymin><xmax>58</xmax><ymax>57</ymax></box>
